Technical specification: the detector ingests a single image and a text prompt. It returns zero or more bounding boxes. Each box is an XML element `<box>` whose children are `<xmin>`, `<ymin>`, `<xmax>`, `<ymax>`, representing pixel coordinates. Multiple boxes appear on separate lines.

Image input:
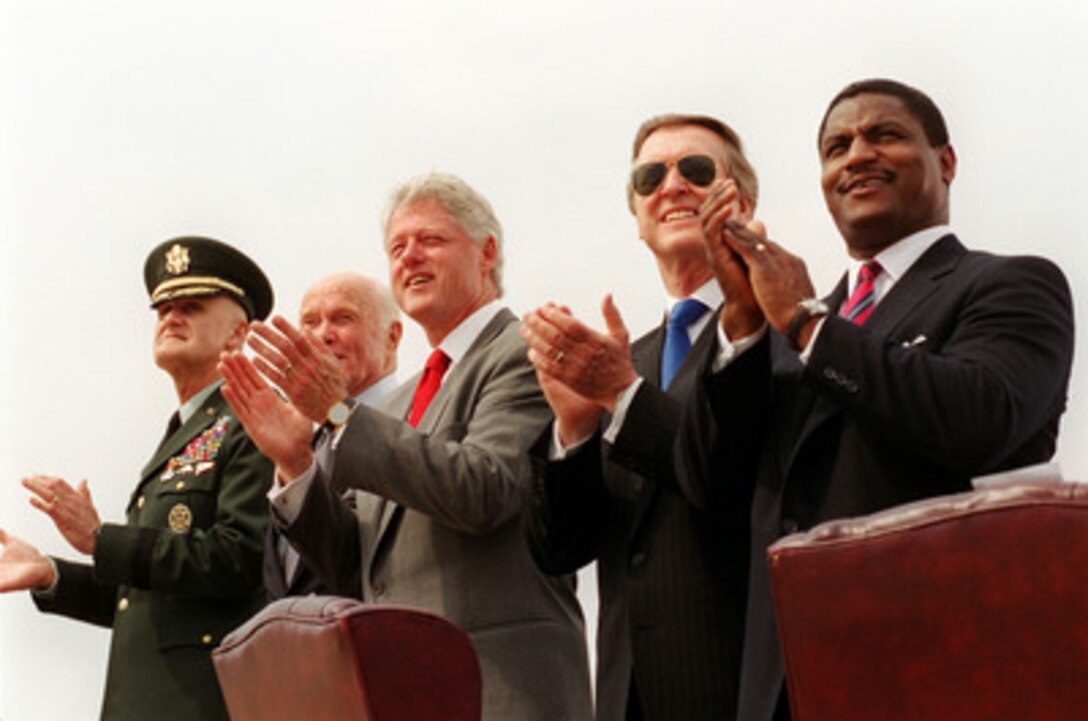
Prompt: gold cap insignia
<box><xmin>168</xmin><ymin>503</ymin><xmax>193</xmax><ymax>534</ymax></box>
<box><xmin>164</xmin><ymin>244</ymin><xmax>191</xmax><ymax>276</ymax></box>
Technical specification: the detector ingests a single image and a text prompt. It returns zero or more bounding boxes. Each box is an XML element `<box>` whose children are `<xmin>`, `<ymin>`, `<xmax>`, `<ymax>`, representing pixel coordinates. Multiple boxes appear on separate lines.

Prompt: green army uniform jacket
<box><xmin>35</xmin><ymin>387</ymin><xmax>273</xmax><ymax>720</ymax></box>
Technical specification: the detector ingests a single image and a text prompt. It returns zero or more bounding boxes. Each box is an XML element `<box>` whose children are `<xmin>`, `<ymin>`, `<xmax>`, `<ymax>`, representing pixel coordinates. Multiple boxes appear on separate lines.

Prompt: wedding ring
<box><xmin>283</xmin><ymin>363</ymin><xmax>293</xmax><ymax>375</ymax></box>
<box><xmin>754</xmin><ymin>242</ymin><xmax>767</xmax><ymax>253</ymax></box>
<box><xmin>553</xmin><ymin>350</ymin><xmax>565</xmax><ymax>364</ymax></box>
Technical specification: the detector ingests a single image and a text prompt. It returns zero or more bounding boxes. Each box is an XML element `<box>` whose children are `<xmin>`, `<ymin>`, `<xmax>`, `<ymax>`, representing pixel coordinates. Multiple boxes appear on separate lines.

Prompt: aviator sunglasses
<box><xmin>630</xmin><ymin>154</ymin><xmax>717</xmax><ymax>196</ymax></box>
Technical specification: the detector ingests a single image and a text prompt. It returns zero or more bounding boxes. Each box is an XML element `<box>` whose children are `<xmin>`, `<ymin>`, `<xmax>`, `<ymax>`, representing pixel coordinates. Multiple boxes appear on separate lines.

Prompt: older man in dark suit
<box><xmin>220</xmin><ymin>172</ymin><xmax>593</xmax><ymax>721</ymax></box>
<box><xmin>260</xmin><ymin>272</ymin><xmax>401</xmax><ymax>600</ymax></box>
<box><xmin>677</xmin><ymin>78</ymin><xmax>1075</xmax><ymax>721</ymax></box>
<box><xmin>519</xmin><ymin>114</ymin><xmax>758</xmax><ymax>721</ymax></box>
<box><xmin>0</xmin><ymin>237</ymin><xmax>275</xmax><ymax>721</ymax></box>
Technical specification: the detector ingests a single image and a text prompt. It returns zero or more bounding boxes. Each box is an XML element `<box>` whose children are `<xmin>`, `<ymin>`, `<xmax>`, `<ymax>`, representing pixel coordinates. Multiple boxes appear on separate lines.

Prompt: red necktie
<box><xmin>840</xmin><ymin>261</ymin><xmax>882</xmax><ymax>326</ymax></box>
<box><xmin>407</xmin><ymin>349</ymin><xmax>451</xmax><ymax>427</ymax></box>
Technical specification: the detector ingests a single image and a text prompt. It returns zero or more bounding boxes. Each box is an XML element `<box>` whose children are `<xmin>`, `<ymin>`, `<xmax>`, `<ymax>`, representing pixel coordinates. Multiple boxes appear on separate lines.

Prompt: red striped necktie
<box><xmin>840</xmin><ymin>261</ymin><xmax>882</xmax><ymax>326</ymax></box>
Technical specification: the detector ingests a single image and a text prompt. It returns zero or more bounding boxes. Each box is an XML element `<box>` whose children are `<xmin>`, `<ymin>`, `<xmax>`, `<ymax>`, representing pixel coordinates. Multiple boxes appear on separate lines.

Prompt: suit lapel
<box><xmin>627</xmin><ymin>311</ymin><xmax>719</xmax><ymax>537</ymax></box>
<box><xmin>865</xmin><ymin>234</ymin><xmax>964</xmax><ymax>337</ymax></box>
<box><xmin>414</xmin><ymin>308</ymin><xmax>515</xmax><ymax>434</ymax></box>
<box><xmin>785</xmin><ymin>235</ymin><xmax>966</xmax><ymax>473</ymax></box>
<box><xmin>370</xmin><ymin>308</ymin><xmax>516</xmax><ymax>566</ymax></box>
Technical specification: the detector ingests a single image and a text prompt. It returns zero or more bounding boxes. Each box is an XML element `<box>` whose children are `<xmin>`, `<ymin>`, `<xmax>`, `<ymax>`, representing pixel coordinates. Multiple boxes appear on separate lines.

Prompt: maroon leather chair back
<box><xmin>769</xmin><ymin>481</ymin><xmax>1088</xmax><ymax>721</ymax></box>
<box><xmin>212</xmin><ymin>596</ymin><xmax>481</xmax><ymax>721</ymax></box>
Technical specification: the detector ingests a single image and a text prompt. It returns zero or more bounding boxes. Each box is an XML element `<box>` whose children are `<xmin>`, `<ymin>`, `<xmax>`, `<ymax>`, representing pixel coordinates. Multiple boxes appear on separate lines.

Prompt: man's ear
<box><xmin>226</xmin><ymin>319</ymin><xmax>250</xmax><ymax>354</ymax></box>
<box><xmin>939</xmin><ymin>143</ymin><xmax>957</xmax><ymax>186</ymax></box>
<box><xmin>480</xmin><ymin>235</ymin><xmax>498</xmax><ymax>270</ymax></box>
<box><xmin>387</xmin><ymin>320</ymin><xmax>403</xmax><ymax>352</ymax></box>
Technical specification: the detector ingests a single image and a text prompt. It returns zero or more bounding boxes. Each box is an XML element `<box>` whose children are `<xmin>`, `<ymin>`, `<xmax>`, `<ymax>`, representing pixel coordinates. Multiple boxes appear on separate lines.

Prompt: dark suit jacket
<box><xmin>676</xmin><ymin>235</ymin><xmax>1075</xmax><ymax>721</ymax></box>
<box><xmin>526</xmin><ymin>311</ymin><xmax>750</xmax><ymax>721</ymax></box>
<box><xmin>35</xmin><ymin>387</ymin><xmax>273</xmax><ymax>721</ymax></box>
<box><xmin>286</xmin><ymin>309</ymin><xmax>594</xmax><ymax>721</ymax></box>
<box><xmin>263</xmin><ymin>523</ymin><xmax>341</xmax><ymax>600</ymax></box>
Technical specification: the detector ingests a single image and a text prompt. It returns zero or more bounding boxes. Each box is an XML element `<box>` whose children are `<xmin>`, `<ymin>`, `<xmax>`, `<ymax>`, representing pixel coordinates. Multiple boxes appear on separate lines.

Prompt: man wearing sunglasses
<box><xmin>676</xmin><ymin>79</ymin><xmax>1075</xmax><ymax>721</ymax></box>
<box><xmin>521</xmin><ymin>114</ymin><xmax>757</xmax><ymax>721</ymax></box>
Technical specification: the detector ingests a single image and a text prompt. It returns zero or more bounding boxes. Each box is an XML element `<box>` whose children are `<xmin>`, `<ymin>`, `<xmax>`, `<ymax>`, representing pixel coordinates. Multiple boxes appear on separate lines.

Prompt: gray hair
<box><xmin>381</xmin><ymin>172</ymin><xmax>504</xmax><ymax>296</ymax></box>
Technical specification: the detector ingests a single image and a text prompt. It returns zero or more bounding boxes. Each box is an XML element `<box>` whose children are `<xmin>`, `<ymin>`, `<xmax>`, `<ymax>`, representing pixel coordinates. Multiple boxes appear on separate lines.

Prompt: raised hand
<box><xmin>522</xmin><ymin>296</ymin><xmax>639</xmax><ymax>416</ymax></box>
<box><xmin>22</xmin><ymin>475</ymin><xmax>100</xmax><ymax>555</ymax></box>
<box><xmin>0</xmin><ymin>528</ymin><xmax>55</xmax><ymax>592</ymax></box>
<box><xmin>719</xmin><ymin>219</ymin><xmax>816</xmax><ymax>337</ymax></box>
<box><xmin>219</xmin><ymin>351</ymin><xmax>315</xmax><ymax>481</ymax></box>
<box><xmin>246</xmin><ymin>316</ymin><xmax>350</xmax><ymax>424</ymax></box>
<box><xmin>700</xmin><ymin>179</ymin><xmax>764</xmax><ymax>340</ymax></box>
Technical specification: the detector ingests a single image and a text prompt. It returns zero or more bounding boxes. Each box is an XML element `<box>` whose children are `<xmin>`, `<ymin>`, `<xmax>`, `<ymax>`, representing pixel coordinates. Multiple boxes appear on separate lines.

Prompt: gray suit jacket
<box><xmin>288</xmin><ymin>308</ymin><xmax>593</xmax><ymax>721</ymax></box>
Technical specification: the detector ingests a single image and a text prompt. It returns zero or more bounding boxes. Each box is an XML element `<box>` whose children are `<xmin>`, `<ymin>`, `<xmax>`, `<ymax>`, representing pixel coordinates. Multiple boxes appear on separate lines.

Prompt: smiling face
<box><xmin>299</xmin><ymin>275</ymin><xmax>400</xmax><ymax>396</ymax></box>
<box><xmin>385</xmin><ymin>197</ymin><xmax>498</xmax><ymax>346</ymax></box>
<box><xmin>632</xmin><ymin>124</ymin><xmax>749</xmax><ymax>266</ymax></box>
<box><xmin>819</xmin><ymin>93</ymin><xmax>956</xmax><ymax>258</ymax></box>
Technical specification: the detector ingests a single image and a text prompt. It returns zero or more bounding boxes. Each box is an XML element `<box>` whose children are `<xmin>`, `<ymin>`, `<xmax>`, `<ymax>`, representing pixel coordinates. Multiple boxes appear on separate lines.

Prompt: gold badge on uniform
<box><xmin>165</xmin><ymin>244</ymin><xmax>191</xmax><ymax>275</ymax></box>
<box><xmin>168</xmin><ymin>503</ymin><xmax>193</xmax><ymax>534</ymax></box>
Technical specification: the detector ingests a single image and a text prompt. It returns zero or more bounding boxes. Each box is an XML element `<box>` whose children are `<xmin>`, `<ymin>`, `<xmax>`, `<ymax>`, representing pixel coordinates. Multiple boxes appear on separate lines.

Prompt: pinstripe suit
<box><xmin>676</xmin><ymin>235</ymin><xmax>1075</xmax><ymax>721</ymax></box>
<box><xmin>526</xmin><ymin>314</ymin><xmax>750</xmax><ymax>721</ymax></box>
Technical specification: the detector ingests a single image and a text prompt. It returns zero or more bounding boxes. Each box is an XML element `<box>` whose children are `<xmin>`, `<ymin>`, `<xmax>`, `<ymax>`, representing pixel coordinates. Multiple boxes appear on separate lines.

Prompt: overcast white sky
<box><xmin>3</xmin><ymin>1</ymin><xmax>1087</xmax><ymax>718</ymax></box>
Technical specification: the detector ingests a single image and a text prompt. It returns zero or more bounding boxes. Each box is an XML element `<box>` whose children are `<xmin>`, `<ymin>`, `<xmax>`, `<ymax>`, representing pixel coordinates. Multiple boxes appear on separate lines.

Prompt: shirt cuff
<box><xmin>713</xmin><ymin>322</ymin><xmax>768</xmax><ymax>372</ymax></box>
<box><xmin>30</xmin><ymin>557</ymin><xmax>61</xmax><ymax>599</ymax></box>
<box><xmin>549</xmin><ymin>424</ymin><xmax>592</xmax><ymax>460</ymax></box>
<box><xmin>267</xmin><ymin>464</ymin><xmax>317</xmax><ymax>526</ymax></box>
<box><xmin>602</xmin><ymin>377</ymin><xmax>644</xmax><ymax>444</ymax></box>
<box><xmin>797</xmin><ymin>316</ymin><xmax>827</xmax><ymax>364</ymax></box>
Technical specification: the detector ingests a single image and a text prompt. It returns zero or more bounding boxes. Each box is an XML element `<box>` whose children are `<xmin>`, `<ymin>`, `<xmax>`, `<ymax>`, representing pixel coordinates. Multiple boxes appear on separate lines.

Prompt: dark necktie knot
<box><xmin>662</xmin><ymin>297</ymin><xmax>707</xmax><ymax>389</ymax></box>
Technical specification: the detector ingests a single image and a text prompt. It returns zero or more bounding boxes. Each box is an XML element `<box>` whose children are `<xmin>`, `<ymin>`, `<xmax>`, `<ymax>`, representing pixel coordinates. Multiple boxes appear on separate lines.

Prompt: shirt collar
<box><xmin>665</xmin><ymin>277</ymin><xmax>723</xmax><ymax>314</ymax></box>
<box><xmin>179</xmin><ymin>379</ymin><xmax>223</xmax><ymax>423</ymax></box>
<box><xmin>355</xmin><ymin>372</ymin><xmax>399</xmax><ymax>408</ymax></box>
<box><xmin>434</xmin><ymin>299</ymin><xmax>505</xmax><ymax>368</ymax></box>
<box><xmin>846</xmin><ymin>225</ymin><xmax>953</xmax><ymax>294</ymax></box>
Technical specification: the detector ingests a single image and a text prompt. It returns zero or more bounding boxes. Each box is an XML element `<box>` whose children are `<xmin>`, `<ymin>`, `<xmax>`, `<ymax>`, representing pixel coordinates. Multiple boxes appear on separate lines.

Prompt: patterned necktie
<box><xmin>661</xmin><ymin>298</ymin><xmax>707</xmax><ymax>389</ymax></box>
<box><xmin>407</xmin><ymin>349</ymin><xmax>451</xmax><ymax>427</ymax></box>
<box><xmin>840</xmin><ymin>261</ymin><xmax>883</xmax><ymax>326</ymax></box>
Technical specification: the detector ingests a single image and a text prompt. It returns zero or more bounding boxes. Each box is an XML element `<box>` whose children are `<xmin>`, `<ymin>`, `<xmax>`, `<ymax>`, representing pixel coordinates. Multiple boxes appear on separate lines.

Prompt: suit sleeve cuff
<box><xmin>268</xmin><ymin>463</ymin><xmax>317</xmax><ymax>526</ymax></box>
<box><xmin>93</xmin><ymin>522</ymin><xmax>158</xmax><ymax>589</ymax></box>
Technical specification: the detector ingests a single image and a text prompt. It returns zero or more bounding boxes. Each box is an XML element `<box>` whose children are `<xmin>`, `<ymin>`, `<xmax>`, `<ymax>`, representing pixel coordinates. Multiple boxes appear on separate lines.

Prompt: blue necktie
<box><xmin>661</xmin><ymin>298</ymin><xmax>707</xmax><ymax>389</ymax></box>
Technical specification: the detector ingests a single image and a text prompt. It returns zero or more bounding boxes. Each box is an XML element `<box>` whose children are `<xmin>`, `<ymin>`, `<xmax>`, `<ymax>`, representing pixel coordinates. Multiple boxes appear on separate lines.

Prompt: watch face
<box><xmin>328</xmin><ymin>402</ymin><xmax>351</xmax><ymax>426</ymax></box>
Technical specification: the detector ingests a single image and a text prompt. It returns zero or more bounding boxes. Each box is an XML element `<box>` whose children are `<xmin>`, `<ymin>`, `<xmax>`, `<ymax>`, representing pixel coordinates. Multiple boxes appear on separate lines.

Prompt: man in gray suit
<box><xmin>219</xmin><ymin>172</ymin><xmax>593</xmax><ymax>721</ymax></box>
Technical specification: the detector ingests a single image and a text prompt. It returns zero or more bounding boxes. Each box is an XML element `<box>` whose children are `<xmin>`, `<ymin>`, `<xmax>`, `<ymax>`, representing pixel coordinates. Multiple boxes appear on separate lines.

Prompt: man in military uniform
<box><xmin>0</xmin><ymin>236</ymin><xmax>275</xmax><ymax>721</ymax></box>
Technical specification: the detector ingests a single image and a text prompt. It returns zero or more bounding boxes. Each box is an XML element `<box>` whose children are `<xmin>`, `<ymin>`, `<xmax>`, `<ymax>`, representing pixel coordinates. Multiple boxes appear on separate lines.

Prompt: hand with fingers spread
<box><xmin>22</xmin><ymin>475</ymin><xmax>101</xmax><ymax>555</ymax></box>
<box><xmin>521</xmin><ymin>307</ymin><xmax>603</xmax><ymax>445</ymax></box>
<box><xmin>247</xmin><ymin>316</ymin><xmax>350</xmax><ymax>424</ymax></box>
<box><xmin>0</xmin><ymin>528</ymin><xmax>55</xmax><ymax>592</ymax></box>
<box><xmin>219</xmin><ymin>351</ymin><xmax>315</xmax><ymax>481</ymax></box>
<box><xmin>522</xmin><ymin>295</ymin><xmax>639</xmax><ymax>416</ymax></box>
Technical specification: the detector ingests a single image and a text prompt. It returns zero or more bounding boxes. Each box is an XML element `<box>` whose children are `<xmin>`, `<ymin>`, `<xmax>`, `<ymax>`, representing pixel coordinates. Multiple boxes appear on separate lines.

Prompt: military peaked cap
<box><xmin>144</xmin><ymin>236</ymin><xmax>273</xmax><ymax>320</ymax></box>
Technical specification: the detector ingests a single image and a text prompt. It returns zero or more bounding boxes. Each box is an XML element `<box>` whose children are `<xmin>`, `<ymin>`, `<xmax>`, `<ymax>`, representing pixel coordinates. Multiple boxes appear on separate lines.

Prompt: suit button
<box><xmin>202</xmin><ymin>634</ymin><xmax>214</xmax><ymax>646</ymax></box>
<box><xmin>175</xmin><ymin>481</ymin><xmax>186</xmax><ymax>491</ymax></box>
<box><xmin>781</xmin><ymin>519</ymin><xmax>799</xmax><ymax>535</ymax></box>
<box><xmin>137</xmin><ymin>496</ymin><xmax>145</xmax><ymax>509</ymax></box>
<box><xmin>117</xmin><ymin>598</ymin><xmax>129</xmax><ymax>612</ymax></box>
<box><xmin>630</xmin><ymin>552</ymin><xmax>647</xmax><ymax>569</ymax></box>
